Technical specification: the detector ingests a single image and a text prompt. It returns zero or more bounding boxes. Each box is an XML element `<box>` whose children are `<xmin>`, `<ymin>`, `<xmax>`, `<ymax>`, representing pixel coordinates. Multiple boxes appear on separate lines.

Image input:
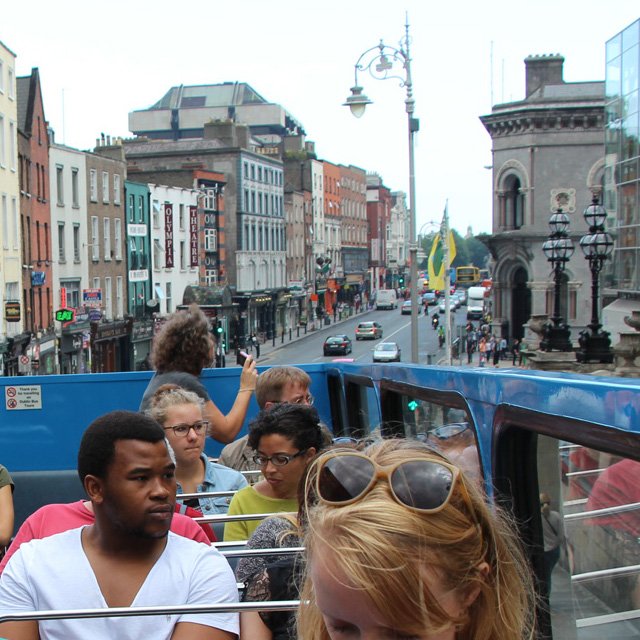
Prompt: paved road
<box><xmin>251</xmin><ymin>304</ymin><xmax>469</xmax><ymax>368</ymax></box>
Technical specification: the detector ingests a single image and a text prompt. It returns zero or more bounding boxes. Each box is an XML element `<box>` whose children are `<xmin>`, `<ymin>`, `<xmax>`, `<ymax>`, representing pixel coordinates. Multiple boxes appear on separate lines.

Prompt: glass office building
<box><xmin>605</xmin><ymin>19</ymin><xmax>639</xmax><ymax>292</ymax></box>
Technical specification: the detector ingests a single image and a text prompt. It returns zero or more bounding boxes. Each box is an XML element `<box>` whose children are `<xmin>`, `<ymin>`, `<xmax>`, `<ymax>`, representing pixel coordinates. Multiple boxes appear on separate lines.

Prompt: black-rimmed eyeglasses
<box><xmin>253</xmin><ymin>450</ymin><xmax>308</xmax><ymax>467</ymax></box>
<box><xmin>163</xmin><ymin>420</ymin><xmax>209</xmax><ymax>437</ymax></box>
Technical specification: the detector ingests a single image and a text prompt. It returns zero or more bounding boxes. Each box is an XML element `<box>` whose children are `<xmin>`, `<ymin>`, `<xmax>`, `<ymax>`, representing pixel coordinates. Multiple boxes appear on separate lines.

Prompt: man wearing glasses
<box><xmin>218</xmin><ymin>366</ymin><xmax>314</xmax><ymax>475</ymax></box>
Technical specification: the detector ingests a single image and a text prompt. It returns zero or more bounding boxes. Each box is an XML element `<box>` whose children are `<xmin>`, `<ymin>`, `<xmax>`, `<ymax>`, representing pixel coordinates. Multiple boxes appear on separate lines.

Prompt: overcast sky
<box><xmin>2</xmin><ymin>1</ymin><xmax>638</xmax><ymax>235</ymax></box>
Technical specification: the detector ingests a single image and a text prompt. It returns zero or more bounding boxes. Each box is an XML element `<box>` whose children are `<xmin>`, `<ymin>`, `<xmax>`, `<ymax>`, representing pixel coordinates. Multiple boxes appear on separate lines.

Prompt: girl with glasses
<box><xmin>224</xmin><ymin>404</ymin><xmax>325</xmax><ymax>542</ymax></box>
<box><xmin>147</xmin><ymin>385</ymin><xmax>247</xmax><ymax>516</ymax></box>
<box><xmin>298</xmin><ymin>439</ymin><xmax>536</xmax><ymax>640</ymax></box>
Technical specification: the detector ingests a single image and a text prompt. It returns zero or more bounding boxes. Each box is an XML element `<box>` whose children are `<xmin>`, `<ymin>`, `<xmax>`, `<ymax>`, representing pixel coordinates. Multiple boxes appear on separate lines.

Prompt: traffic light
<box><xmin>215</xmin><ymin>320</ymin><xmax>223</xmax><ymax>335</ymax></box>
<box><xmin>398</xmin><ymin>276</ymin><xmax>405</xmax><ymax>286</ymax></box>
<box><xmin>407</xmin><ymin>399</ymin><xmax>419</xmax><ymax>411</ymax></box>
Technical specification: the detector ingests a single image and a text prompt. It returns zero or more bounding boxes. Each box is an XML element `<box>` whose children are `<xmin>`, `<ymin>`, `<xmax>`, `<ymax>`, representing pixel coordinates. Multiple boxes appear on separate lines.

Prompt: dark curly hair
<box><xmin>150</xmin><ymin>304</ymin><xmax>212</xmax><ymax>375</ymax></box>
<box><xmin>247</xmin><ymin>404</ymin><xmax>324</xmax><ymax>453</ymax></box>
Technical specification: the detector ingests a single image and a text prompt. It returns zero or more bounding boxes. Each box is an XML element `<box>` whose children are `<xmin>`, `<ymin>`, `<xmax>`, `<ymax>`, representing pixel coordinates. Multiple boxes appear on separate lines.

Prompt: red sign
<box><xmin>164</xmin><ymin>203</ymin><xmax>174</xmax><ymax>268</ymax></box>
<box><xmin>60</xmin><ymin>287</ymin><xmax>67</xmax><ymax>309</ymax></box>
<box><xmin>189</xmin><ymin>206</ymin><xmax>198</xmax><ymax>267</ymax></box>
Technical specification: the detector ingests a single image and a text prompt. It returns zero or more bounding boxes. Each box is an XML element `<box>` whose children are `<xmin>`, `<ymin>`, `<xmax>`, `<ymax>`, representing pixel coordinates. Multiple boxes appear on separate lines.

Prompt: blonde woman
<box><xmin>147</xmin><ymin>385</ymin><xmax>247</xmax><ymax>516</ymax></box>
<box><xmin>298</xmin><ymin>439</ymin><xmax>536</xmax><ymax>640</ymax></box>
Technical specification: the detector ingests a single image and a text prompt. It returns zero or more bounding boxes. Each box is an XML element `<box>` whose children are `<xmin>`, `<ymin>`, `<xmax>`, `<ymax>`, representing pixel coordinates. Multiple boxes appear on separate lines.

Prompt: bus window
<box><xmin>344</xmin><ymin>378</ymin><xmax>380</xmax><ymax>440</ymax></box>
<box><xmin>537</xmin><ymin>435</ymin><xmax>640</xmax><ymax>638</ymax></box>
<box><xmin>456</xmin><ymin>265</ymin><xmax>481</xmax><ymax>286</ymax></box>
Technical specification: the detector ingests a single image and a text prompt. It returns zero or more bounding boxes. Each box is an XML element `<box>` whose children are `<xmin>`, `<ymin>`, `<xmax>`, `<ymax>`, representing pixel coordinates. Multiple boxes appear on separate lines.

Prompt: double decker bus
<box><xmin>455</xmin><ymin>265</ymin><xmax>481</xmax><ymax>286</ymax></box>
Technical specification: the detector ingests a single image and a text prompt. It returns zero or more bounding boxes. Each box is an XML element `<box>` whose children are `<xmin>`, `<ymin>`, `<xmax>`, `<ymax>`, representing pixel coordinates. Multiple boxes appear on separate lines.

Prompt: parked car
<box><xmin>401</xmin><ymin>300</ymin><xmax>413</xmax><ymax>315</ymax></box>
<box><xmin>373</xmin><ymin>342</ymin><xmax>401</xmax><ymax>362</ymax></box>
<box><xmin>355</xmin><ymin>321</ymin><xmax>383</xmax><ymax>340</ymax></box>
<box><xmin>323</xmin><ymin>335</ymin><xmax>352</xmax><ymax>356</ymax></box>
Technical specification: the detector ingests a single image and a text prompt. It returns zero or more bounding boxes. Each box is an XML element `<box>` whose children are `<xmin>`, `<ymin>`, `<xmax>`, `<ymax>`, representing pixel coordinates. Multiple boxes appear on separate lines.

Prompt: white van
<box><xmin>466</xmin><ymin>286</ymin><xmax>487</xmax><ymax>320</ymax></box>
<box><xmin>375</xmin><ymin>289</ymin><xmax>398</xmax><ymax>310</ymax></box>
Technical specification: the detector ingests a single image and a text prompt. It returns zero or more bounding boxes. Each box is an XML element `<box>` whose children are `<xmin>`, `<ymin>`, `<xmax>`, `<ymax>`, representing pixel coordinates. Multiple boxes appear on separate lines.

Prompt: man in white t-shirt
<box><xmin>0</xmin><ymin>410</ymin><xmax>239</xmax><ymax>640</ymax></box>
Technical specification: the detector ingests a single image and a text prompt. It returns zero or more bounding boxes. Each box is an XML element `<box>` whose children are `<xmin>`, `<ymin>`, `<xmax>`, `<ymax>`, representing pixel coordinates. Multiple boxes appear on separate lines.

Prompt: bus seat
<box><xmin>10</xmin><ymin>470</ymin><xmax>86</xmax><ymax>534</ymax></box>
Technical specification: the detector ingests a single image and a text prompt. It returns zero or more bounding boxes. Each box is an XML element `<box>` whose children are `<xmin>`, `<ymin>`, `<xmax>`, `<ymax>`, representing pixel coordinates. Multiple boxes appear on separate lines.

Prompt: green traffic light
<box><xmin>408</xmin><ymin>400</ymin><xmax>419</xmax><ymax>411</ymax></box>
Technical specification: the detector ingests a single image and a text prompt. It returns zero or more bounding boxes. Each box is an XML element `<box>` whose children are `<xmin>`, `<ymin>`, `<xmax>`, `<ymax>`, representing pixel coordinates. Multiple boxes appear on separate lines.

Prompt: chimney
<box><xmin>524</xmin><ymin>54</ymin><xmax>564</xmax><ymax>98</ymax></box>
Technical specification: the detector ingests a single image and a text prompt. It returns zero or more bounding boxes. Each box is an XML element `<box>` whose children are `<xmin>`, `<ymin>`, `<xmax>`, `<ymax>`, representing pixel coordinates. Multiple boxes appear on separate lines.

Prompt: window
<box><xmin>11</xmin><ymin>197</ymin><xmax>18</xmax><ymax>249</ymax></box>
<box><xmin>101</xmin><ymin>171</ymin><xmax>109</xmax><ymax>203</ymax></box>
<box><xmin>205</xmin><ymin>228</ymin><xmax>217</xmax><ymax>251</ymax></box>
<box><xmin>179</xmin><ymin>204</ymin><xmax>185</xmax><ymax>230</ymax></box>
<box><xmin>166</xmin><ymin>282</ymin><xmax>172</xmax><ymax>314</ymax></box>
<box><xmin>205</xmin><ymin>269</ymin><xmax>218</xmax><ymax>286</ymax></box>
<box><xmin>92</xmin><ymin>277</ymin><xmax>100</xmax><ymax>290</ymax></box>
<box><xmin>56</xmin><ymin>166</ymin><xmax>64</xmax><ymax>205</ymax></box>
<box><xmin>62</xmin><ymin>280</ymin><xmax>80</xmax><ymax>309</ymax></box>
<box><xmin>152</xmin><ymin>200</ymin><xmax>161</xmax><ymax>228</ymax></box>
<box><xmin>91</xmin><ymin>216</ymin><xmax>99</xmax><ymax>260</ymax></box>
<box><xmin>114</xmin><ymin>218</ymin><xmax>122</xmax><ymax>260</ymax></box>
<box><xmin>9</xmin><ymin>121</ymin><xmax>15</xmax><ymax>170</ymax></box>
<box><xmin>104</xmin><ymin>277</ymin><xmax>112</xmax><ymax>320</ymax></box>
<box><xmin>71</xmin><ymin>168</ymin><xmax>79</xmax><ymax>207</ymax></box>
<box><xmin>113</xmin><ymin>174</ymin><xmax>121</xmax><ymax>205</ymax></box>
<box><xmin>153</xmin><ymin>239</ymin><xmax>163</xmax><ymax>270</ymax></box>
<box><xmin>72</xmin><ymin>224</ymin><xmax>80</xmax><ymax>262</ymax></box>
<box><xmin>204</xmin><ymin>189</ymin><xmax>216</xmax><ymax>210</ymax></box>
<box><xmin>103</xmin><ymin>217</ymin><xmax>111</xmax><ymax>260</ymax></box>
<box><xmin>58</xmin><ymin>222</ymin><xmax>66</xmax><ymax>262</ymax></box>
<box><xmin>0</xmin><ymin>114</ymin><xmax>6</xmax><ymax>166</ymax></box>
<box><xmin>0</xmin><ymin>60</ymin><xmax>3</xmax><ymax>93</ymax></box>
<box><xmin>180</xmin><ymin>240</ymin><xmax>186</xmax><ymax>270</ymax></box>
<box><xmin>7</xmin><ymin>67</ymin><xmax>14</xmax><ymax>99</ymax></box>
<box><xmin>116</xmin><ymin>276</ymin><xmax>123</xmax><ymax>318</ymax></box>
<box><xmin>2</xmin><ymin>195</ymin><xmax>8</xmax><ymax>248</ymax></box>
<box><xmin>137</xmin><ymin>196</ymin><xmax>144</xmax><ymax>222</ymax></box>
<box><xmin>90</xmin><ymin>169</ymin><xmax>98</xmax><ymax>202</ymax></box>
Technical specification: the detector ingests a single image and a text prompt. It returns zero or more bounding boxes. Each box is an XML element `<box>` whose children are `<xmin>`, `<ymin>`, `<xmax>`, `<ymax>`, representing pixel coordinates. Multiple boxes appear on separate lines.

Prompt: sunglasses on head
<box><xmin>314</xmin><ymin>450</ymin><xmax>468</xmax><ymax>513</ymax></box>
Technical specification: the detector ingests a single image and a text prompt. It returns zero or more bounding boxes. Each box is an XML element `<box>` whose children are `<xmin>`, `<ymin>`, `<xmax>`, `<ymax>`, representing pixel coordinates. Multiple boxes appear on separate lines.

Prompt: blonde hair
<box><xmin>297</xmin><ymin>439</ymin><xmax>535</xmax><ymax>640</ymax></box>
<box><xmin>146</xmin><ymin>384</ymin><xmax>204</xmax><ymax>426</ymax></box>
<box><xmin>255</xmin><ymin>366</ymin><xmax>311</xmax><ymax>409</ymax></box>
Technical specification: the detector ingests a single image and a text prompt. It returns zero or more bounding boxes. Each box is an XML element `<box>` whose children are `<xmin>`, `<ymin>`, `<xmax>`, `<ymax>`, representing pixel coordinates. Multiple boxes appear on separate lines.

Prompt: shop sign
<box><xmin>127</xmin><ymin>224</ymin><xmax>147</xmax><ymax>236</ymax></box>
<box><xmin>5</xmin><ymin>301</ymin><xmax>20</xmax><ymax>322</ymax></box>
<box><xmin>165</xmin><ymin>204</ymin><xmax>174</xmax><ymax>268</ymax></box>
<box><xmin>189</xmin><ymin>206</ymin><xmax>198</xmax><ymax>267</ymax></box>
<box><xmin>88</xmin><ymin>308</ymin><xmax>102</xmax><ymax>322</ymax></box>
<box><xmin>55</xmin><ymin>308</ymin><xmax>75</xmax><ymax>322</ymax></box>
<box><xmin>31</xmin><ymin>271</ymin><xmax>46</xmax><ymax>286</ymax></box>
<box><xmin>129</xmin><ymin>269</ymin><xmax>149</xmax><ymax>282</ymax></box>
<box><xmin>132</xmin><ymin>320</ymin><xmax>154</xmax><ymax>342</ymax></box>
<box><xmin>83</xmin><ymin>288</ymin><xmax>102</xmax><ymax>307</ymax></box>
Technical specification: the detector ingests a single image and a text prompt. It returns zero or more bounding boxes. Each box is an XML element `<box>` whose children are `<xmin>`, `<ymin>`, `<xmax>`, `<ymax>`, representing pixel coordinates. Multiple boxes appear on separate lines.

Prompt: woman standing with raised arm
<box><xmin>140</xmin><ymin>304</ymin><xmax>257</xmax><ymax>444</ymax></box>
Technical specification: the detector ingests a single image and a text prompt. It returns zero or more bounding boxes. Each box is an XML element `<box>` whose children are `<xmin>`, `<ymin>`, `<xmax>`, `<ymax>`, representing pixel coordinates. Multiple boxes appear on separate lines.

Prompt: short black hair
<box><xmin>248</xmin><ymin>404</ymin><xmax>324</xmax><ymax>452</ymax></box>
<box><xmin>77</xmin><ymin>410</ymin><xmax>166</xmax><ymax>483</ymax></box>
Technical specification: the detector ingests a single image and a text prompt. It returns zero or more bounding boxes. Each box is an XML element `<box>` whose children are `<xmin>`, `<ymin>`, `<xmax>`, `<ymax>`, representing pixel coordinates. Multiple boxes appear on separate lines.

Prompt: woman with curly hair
<box><xmin>297</xmin><ymin>439</ymin><xmax>536</xmax><ymax>640</ymax></box>
<box><xmin>139</xmin><ymin>304</ymin><xmax>257</xmax><ymax>443</ymax></box>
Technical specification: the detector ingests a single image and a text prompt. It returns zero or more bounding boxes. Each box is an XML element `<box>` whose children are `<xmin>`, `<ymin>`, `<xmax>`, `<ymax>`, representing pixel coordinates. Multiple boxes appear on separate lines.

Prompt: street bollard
<box><xmin>297</xmin><ymin>326</ymin><xmax>300</xmax><ymax>338</ymax></box>
<box><xmin>289</xmin><ymin>328</ymin><xmax>292</xmax><ymax>341</ymax></box>
<box><xmin>272</xmin><ymin>334</ymin><xmax>276</xmax><ymax>347</ymax></box>
<box><xmin>281</xmin><ymin>331</ymin><xmax>285</xmax><ymax>344</ymax></box>
<box><xmin>304</xmin><ymin>325</ymin><xmax>307</xmax><ymax>334</ymax></box>
<box><xmin>427</xmin><ymin>354</ymin><xmax>433</xmax><ymax>365</ymax></box>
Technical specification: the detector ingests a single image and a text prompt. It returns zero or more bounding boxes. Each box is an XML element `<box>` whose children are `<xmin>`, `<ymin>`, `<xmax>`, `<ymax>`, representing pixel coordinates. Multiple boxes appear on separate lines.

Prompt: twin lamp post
<box><xmin>541</xmin><ymin>194</ymin><xmax>614</xmax><ymax>363</ymax></box>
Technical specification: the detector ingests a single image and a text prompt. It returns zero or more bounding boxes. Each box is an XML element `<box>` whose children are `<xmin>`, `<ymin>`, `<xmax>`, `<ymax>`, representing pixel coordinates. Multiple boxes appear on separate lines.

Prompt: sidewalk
<box><xmin>242</xmin><ymin>308</ymin><xmax>375</xmax><ymax>363</ymax></box>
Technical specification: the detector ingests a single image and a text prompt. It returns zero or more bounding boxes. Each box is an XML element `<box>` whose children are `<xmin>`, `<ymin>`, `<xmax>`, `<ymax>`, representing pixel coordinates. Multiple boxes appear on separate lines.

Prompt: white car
<box><xmin>373</xmin><ymin>342</ymin><xmax>401</xmax><ymax>362</ymax></box>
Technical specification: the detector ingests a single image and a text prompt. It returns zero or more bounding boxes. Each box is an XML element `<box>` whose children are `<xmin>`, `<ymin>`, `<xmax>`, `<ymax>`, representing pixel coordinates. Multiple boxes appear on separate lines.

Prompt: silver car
<box><xmin>373</xmin><ymin>342</ymin><xmax>401</xmax><ymax>362</ymax></box>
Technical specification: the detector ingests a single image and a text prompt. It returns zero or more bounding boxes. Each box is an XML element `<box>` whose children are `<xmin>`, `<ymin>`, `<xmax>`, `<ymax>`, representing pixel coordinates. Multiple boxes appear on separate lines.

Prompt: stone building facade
<box><xmin>480</xmin><ymin>55</ymin><xmax>605</xmax><ymax>341</ymax></box>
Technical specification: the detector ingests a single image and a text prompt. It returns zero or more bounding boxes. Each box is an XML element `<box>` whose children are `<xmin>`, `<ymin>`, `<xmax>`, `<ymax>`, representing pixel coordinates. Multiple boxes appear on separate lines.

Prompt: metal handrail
<box><xmin>571</xmin><ymin>563</ymin><xmax>640</xmax><ymax>583</ymax></box>
<box><xmin>0</xmin><ymin>601</ymin><xmax>300</xmax><ymax>624</ymax></box>
<box><xmin>194</xmin><ymin>512</ymin><xmax>295</xmax><ymax>524</ymax></box>
<box><xmin>177</xmin><ymin>490</ymin><xmax>236</xmax><ymax>499</ymax></box>
<box><xmin>565</xmin><ymin>468</ymin><xmax>607</xmax><ymax>479</ymax></box>
<box><xmin>220</xmin><ymin>546</ymin><xmax>303</xmax><ymax>559</ymax></box>
<box><xmin>563</xmin><ymin>501</ymin><xmax>640</xmax><ymax>521</ymax></box>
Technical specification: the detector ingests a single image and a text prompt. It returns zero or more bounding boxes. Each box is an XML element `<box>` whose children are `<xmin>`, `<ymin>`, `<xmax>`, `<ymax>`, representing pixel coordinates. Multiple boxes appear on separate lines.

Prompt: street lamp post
<box><xmin>576</xmin><ymin>194</ymin><xmax>614</xmax><ymax>363</ymax></box>
<box><xmin>540</xmin><ymin>208</ymin><xmax>574</xmax><ymax>352</ymax></box>
<box><xmin>344</xmin><ymin>18</ymin><xmax>420</xmax><ymax>363</ymax></box>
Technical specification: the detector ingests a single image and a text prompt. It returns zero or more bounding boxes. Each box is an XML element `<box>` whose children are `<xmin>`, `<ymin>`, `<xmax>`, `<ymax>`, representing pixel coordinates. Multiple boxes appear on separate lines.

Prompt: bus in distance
<box><xmin>455</xmin><ymin>265</ymin><xmax>481</xmax><ymax>286</ymax></box>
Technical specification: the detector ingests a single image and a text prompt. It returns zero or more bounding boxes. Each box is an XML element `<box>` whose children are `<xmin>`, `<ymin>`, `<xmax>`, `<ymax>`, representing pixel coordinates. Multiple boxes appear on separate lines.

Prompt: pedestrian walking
<box><xmin>252</xmin><ymin>333</ymin><xmax>260</xmax><ymax>359</ymax></box>
<box><xmin>511</xmin><ymin>339</ymin><xmax>520</xmax><ymax>366</ymax></box>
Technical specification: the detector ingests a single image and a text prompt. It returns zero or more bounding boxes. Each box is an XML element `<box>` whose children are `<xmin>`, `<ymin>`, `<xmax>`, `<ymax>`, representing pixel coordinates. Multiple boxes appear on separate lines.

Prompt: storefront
<box><xmin>60</xmin><ymin>324</ymin><xmax>91</xmax><ymax>374</ymax></box>
<box><xmin>130</xmin><ymin>319</ymin><xmax>154</xmax><ymax>370</ymax></box>
<box><xmin>90</xmin><ymin>320</ymin><xmax>131</xmax><ymax>373</ymax></box>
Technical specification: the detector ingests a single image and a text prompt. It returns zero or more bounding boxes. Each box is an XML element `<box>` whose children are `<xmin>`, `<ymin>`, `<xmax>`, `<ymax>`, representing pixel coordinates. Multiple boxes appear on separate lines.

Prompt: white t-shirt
<box><xmin>0</xmin><ymin>528</ymin><xmax>239</xmax><ymax>639</ymax></box>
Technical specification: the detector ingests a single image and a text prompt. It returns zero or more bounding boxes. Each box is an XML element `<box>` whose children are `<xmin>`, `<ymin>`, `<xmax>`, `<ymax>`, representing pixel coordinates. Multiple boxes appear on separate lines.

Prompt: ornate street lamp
<box><xmin>540</xmin><ymin>208</ymin><xmax>574</xmax><ymax>352</ymax></box>
<box><xmin>576</xmin><ymin>195</ymin><xmax>614</xmax><ymax>363</ymax></box>
<box><xmin>344</xmin><ymin>18</ymin><xmax>420</xmax><ymax>363</ymax></box>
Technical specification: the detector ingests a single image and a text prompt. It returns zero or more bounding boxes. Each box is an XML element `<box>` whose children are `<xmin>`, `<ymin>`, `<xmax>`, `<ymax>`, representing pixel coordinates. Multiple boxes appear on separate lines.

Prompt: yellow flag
<box><xmin>427</xmin><ymin>220</ymin><xmax>457</xmax><ymax>291</ymax></box>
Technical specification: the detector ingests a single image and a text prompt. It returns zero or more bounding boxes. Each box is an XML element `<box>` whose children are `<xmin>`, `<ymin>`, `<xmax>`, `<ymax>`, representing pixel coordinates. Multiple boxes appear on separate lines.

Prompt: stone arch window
<box><xmin>503</xmin><ymin>175</ymin><xmax>524</xmax><ymax>230</ymax></box>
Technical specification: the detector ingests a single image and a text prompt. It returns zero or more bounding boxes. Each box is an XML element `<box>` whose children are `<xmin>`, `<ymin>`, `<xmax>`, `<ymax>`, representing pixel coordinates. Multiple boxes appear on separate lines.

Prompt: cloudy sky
<box><xmin>2</xmin><ymin>1</ymin><xmax>638</xmax><ymax>234</ymax></box>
